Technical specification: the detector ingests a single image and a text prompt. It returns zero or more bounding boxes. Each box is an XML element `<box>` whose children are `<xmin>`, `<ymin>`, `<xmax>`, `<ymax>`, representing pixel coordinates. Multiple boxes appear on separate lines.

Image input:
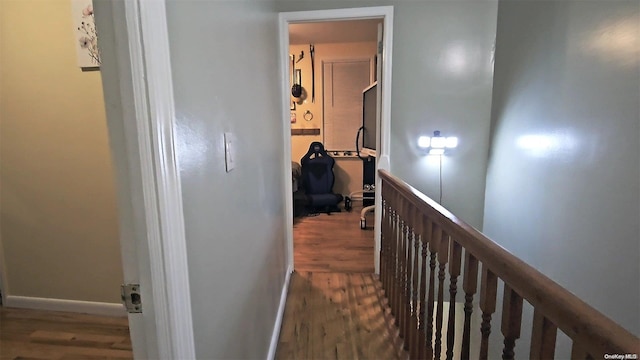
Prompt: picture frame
<box><xmin>71</xmin><ymin>0</ymin><xmax>101</xmax><ymax>68</ymax></box>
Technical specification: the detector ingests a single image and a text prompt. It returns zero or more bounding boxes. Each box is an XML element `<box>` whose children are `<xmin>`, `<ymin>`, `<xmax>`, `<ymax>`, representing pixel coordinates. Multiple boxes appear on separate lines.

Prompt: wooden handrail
<box><xmin>379</xmin><ymin>169</ymin><xmax>639</xmax><ymax>358</ymax></box>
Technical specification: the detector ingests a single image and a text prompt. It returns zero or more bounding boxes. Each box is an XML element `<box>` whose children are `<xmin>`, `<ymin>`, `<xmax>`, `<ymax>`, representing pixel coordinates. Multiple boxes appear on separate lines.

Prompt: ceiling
<box><xmin>289</xmin><ymin>19</ymin><xmax>381</xmax><ymax>45</ymax></box>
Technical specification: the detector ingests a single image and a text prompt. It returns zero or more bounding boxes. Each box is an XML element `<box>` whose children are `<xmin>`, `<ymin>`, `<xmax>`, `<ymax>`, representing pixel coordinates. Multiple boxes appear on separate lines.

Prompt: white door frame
<box><xmin>98</xmin><ymin>0</ymin><xmax>195</xmax><ymax>358</ymax></box>
<box><xmin>278</xmin><ymin>7</ymin><xmax>394</xmax><ymax>274</ymax></box>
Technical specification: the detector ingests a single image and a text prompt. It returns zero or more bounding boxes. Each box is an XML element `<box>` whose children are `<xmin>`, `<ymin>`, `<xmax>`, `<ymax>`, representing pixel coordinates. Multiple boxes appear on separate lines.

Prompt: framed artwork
<box><xmin>71</xmin><ymin>0</ymin><xmax>101</xmax><ymax>68</ymax></box>
<box><xmin>290</xmin><ymin>54</ymin><xmax>296</xmax><ymax>110</ymax></box>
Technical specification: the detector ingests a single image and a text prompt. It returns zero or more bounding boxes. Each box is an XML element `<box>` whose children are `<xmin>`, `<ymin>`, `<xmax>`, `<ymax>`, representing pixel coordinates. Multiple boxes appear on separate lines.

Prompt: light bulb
<box><xmin>418</xmin><ymin>136</ymin><xmax>431</xmax><ymax>148</ymax></box>
<box><xmin>445</xmin><ymin>137</ymin><xmax>458</xmax><ymax>148</ymax></box>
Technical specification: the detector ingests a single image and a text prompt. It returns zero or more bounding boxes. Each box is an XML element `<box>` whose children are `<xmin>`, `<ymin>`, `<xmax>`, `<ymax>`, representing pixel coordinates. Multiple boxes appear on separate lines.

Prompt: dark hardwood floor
<box><xmin>0</xmin><ymin>307</ymin><xmax>132</xmax><ymax>360</ymax></box>
<box><xmin>284</xmin><ymin>204</ymin><xmax>405</xmax><ymax>359</ymax></box>
<box><xmin>293</xmin><ymin>204</ymin><xmax>376</xmax><ymax>273</ymax></box>
<box><xmin>276</xmin><ymin>272</ymin><xmax>407</xmax><ymax>360</ymax></box>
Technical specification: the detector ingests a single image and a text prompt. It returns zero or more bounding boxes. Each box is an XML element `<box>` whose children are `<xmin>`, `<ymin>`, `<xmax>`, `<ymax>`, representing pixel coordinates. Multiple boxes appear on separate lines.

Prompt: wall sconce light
<box><xmin>418</xmin><ymin>130</ymin><xmax>458</xmax><ymax>155</ymax></box>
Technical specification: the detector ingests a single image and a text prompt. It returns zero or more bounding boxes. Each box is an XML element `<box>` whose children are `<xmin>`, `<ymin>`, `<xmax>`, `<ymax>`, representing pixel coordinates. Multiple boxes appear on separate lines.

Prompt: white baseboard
<box><xmin>267</xmin><ymin>265</ymin><xmax>293</xmax><ymax>360</ymax></box>
<box><xmin>4</xmin><ymin>295</ymin><xmax>126</xmax><ymax>317</ymax></box>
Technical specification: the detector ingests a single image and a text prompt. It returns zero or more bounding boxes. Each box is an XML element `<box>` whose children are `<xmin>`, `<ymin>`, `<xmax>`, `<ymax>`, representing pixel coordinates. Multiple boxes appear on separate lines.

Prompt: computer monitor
<box><xmin>361</xmin><ymin>82</ymin><xmax>377</xmax><ymax>157</ymax></box>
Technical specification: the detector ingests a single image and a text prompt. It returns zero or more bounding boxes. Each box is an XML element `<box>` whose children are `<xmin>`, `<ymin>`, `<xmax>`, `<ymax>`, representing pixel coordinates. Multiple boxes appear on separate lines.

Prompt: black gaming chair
<box><xmin>300</xmin><ymin>142</ymin><xmax>343</xmax><ymax>214</ymax></box>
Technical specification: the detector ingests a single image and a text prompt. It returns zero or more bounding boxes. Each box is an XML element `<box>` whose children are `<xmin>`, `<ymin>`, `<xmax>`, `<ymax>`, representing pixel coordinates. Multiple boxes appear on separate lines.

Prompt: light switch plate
<box><xmin>224</xmin><ymin>132</ymin><xmax>234</xmax><ymax>172</ymax></box>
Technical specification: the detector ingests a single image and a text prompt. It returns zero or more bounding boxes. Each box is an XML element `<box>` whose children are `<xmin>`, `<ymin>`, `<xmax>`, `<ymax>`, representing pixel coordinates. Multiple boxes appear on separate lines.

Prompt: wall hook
<box><xmin>304</xmin><ymin>110</ymin><xmax>313</xmax><ymax>121</ymax></box>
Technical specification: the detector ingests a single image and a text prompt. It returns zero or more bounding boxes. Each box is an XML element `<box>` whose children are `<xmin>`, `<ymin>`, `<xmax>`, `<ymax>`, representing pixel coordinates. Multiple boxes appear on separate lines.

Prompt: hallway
<box><xmin>293</xmin><ymin>205</ymin><xmax>376</xmax><ymax>273</ymax></box>
<box><xmin>275</xmin><ymin>272</ymin><xmax>407</xmax><ymax>359</ymax></box>
<box><xmin>279</xmin><ymin>206</ymin><xmax>405</xmax><ymax>358</ymax></box>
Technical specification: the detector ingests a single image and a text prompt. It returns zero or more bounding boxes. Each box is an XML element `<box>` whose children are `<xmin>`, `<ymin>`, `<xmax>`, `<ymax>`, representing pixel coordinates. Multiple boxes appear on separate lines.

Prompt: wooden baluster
<box><xmin>390</xmin><ymin>202</ymin><xmax>396</xmax><ymax>291</ymax></box>
<box><xmin>391</xmin><ymin>201</ymin><xmax>399</xmax><ymax>317</ymax></box>
<box><xmin>380</xmin><ymin>196</ymin><xmax>387</xmax><ymax>293</ymax></box>
<box><xmin>385</xmin><ymin>199</ymin><xmax>393</xmax><ymax>299</ymax></box>
<box><xmin>426</xmin><ymin>225</ymin><xmax>442</xmax><ymax>357</ymax></box>
<box><xmin>391</xmin><ymin>196</ymin><xmax>399</xmax><ymax>325</ymax></box>
<box><xmin>402</xmin><ymin>201</ymin><xmax>412</xmax><ymax>344</ymax></box>
<box><xmin>461</xmin><ymin>253</ymin><xmax>479</xmax><ymax>360</ymax></box>
<box><xmin>529</xmin><ymin>309</ymin><xmax>557</xmax><ymax>360</ymax></box>
<box><xmin>392</xmin><ymin>200</ymin><xmax>400</xmax><ymax>326</ymax></box>
<box><xmin>381</xmin><ymin>199</ymin><xmax>391</xmax><ymax>286</ymax></box>
<box><xmin>404</xmin><ymin>202</ymin><xmax>418</xmax><ymax>358</ymax></box>
<box><xmin>434</xmin><ymin>232</ymin><xmax>450</xmax><ymax>360</ymax></box>
<box><xmin>418</xmin><ymin>217</ymin><xmax>433</xmax><ymax>360</ymax></box>
<box><xmin>479</xmin><ymin>266</ymin><xmax>498</xmax><ymax>360</ymax></box>
<box><xmin>398</xmin><ymin>197</ymin><xmax>407</xmax><ymax>339</ymax></box>
<box><xmin>409</xmin><ymin>206</ymin><xmax>421</xmax><ymax>359</ymax></box>
<box><xmin>403</xmin><ymin>202</ymin><xmax>415</xmax><ymax>351</ymax></box>
<box><xmin>383</xmin><ymin>195</ymin><xmax>393</xmax><ymax>298</ymax></box>
<box><xmin>394</xmin><ymin>198</ymin><xmax>404</xmax><ymax>330</ymax></box>
<box><xmin>501</xmin><ymin>285</ymin><xmax>523</xmax><ymax>360</ymax></box>
<box><xmin>388</xmin><ymin>202</ymin><xmax>396</xmax><ymax>309</ymax></box>
<box><xmin>446</xmin><ymin>239</ymin><xmax>462</xmax><ymax>360</ymax></box>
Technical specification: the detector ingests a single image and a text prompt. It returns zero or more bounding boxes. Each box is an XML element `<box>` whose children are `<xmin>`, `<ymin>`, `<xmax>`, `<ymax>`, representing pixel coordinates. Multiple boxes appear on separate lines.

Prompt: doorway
<box><xmin>279</xmin><ymin>7</ymin><xmax>394</xmax><ymax>275</ymax></box>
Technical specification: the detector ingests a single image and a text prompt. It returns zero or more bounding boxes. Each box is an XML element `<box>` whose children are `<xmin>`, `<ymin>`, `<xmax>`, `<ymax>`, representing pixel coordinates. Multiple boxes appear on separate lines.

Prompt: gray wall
<box><xmin>164</xmin><ymin>1</ymin><xmax>288</xmax><ymax>358</ymax></box>
<box><xmin>276</xmin><ymin>0</ymin><xmax>498</xmax><ymax>229</ymax></box>
<box><xmin>484</xmin><ymin>0</ymin><xmax>640</xmax><ymax>341</ymax></box>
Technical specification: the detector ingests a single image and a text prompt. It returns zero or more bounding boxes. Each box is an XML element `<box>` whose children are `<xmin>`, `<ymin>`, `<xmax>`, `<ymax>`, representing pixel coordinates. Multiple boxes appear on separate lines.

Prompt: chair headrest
<box><xmin>301</xmin><ymin>141</ymin><xmax>331</xmax><ymax>164</ymax></box>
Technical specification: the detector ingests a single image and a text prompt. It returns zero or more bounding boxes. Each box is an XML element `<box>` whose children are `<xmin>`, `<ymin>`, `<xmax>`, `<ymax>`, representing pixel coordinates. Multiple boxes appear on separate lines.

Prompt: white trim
<box><xmin>5</xmin><ymin>296</ymin><xmax>126</xmax><ymax>317</ymax></box>
<box><xmin>267</xmin><ymin>265</ymin><xmax>293</xmax><ymax>360</ymax></box>
<box><xmin>375</xmin><ymin>10</ymin><xmax>393</xmax><ymax>275</ymax></box>
<box><xmin>279</xmin><ymin>12</ymin><xmax>295</xmax><ymax>272</ymax></box>
<box><xmin>122</xmin><ymin>1</ymin><xmax>171</xmax><ymax>357</ymax></box>
<box><xmin>279</xmin><ymin>6</ymin><xmax>394</xmax><ymax>274</ymax></box>
<box><xmin>124</xmin><ymin>0</ymin><xmax>195</xmax><ymax>359</ymax></box>
<box><xmin>281</xmin><ymin>6</ymin><xmax>394</xmax><ymax>22</ymax></box>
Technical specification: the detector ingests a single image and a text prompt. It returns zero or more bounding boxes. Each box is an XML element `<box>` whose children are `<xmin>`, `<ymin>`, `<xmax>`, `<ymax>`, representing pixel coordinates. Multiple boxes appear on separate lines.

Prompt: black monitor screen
<box><xmin>362</xmin><ymin>82</ymin><xmax>377</xmax><ymax>151</ymax></box>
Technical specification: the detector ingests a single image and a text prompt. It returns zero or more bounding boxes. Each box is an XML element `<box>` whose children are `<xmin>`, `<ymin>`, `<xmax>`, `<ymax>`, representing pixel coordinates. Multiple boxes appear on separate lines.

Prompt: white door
<box><xmin>95</xmin><ymin>1</ymin><xmax>195</xmax><ymax>359</ymax></box>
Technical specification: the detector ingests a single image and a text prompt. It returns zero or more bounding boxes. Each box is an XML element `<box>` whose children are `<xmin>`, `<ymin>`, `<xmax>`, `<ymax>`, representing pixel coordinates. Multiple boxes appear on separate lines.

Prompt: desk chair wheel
<box><xmin>344</xmin><ymin>197</ymin><xmax>352</xmax><ymax>211</ymax></box>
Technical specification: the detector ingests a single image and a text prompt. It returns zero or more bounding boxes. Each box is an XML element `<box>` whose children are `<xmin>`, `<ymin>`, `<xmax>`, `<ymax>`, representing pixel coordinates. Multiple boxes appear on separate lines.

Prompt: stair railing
<box><xmin>379</xmin><ymin>169</ymin><xmax>638</xmax><ymax>360</ymax></box>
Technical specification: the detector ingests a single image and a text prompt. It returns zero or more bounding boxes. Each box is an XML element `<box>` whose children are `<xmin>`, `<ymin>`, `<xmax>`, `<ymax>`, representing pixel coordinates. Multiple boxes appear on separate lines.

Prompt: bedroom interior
<box><xmin>288</xmin><ymin>19</ymin><xmax>381</xmax><ymax>272</ymax></box>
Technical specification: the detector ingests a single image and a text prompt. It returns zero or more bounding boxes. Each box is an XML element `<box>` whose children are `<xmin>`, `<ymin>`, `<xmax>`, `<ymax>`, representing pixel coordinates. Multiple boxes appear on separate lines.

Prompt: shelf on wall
<box><xmin>291</xmin><ymin>128</ymin><xmax>320</xmax><ymax>136</ymax></box>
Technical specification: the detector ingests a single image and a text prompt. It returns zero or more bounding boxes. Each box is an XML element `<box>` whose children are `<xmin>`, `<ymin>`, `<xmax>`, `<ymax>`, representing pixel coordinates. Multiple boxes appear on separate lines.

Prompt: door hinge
<box><xmin>378</xmin><ymin>41</ymin><xmax>383</xmax><ymax>54</ymax></box>
<box><xmin>121</xmin><ymin>284</ymin><xmax>142</xmax><ymax>313</ymax></box>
